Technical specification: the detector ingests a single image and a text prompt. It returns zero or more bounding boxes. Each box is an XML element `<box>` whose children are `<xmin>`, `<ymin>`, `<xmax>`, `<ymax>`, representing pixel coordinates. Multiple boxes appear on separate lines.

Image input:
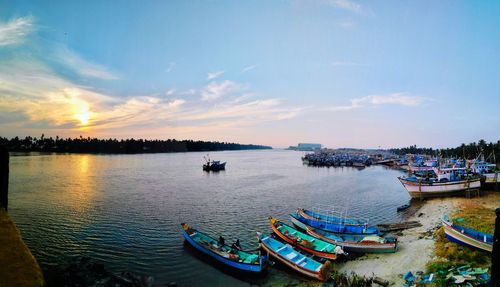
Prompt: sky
<box><xmin>0</xmin><ymin>0</ymin><xmax>499</xmax><ymax>148</ymax></box>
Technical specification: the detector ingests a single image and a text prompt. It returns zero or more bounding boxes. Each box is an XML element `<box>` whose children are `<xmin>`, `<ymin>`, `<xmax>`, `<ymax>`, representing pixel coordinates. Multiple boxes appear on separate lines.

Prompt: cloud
<box><xmin>0</xmin><ymin>16</ymin><xmax>35</xmax><ymax>46</ymax></box>
<box><xmin>57</xmin><ymin>47</ymin><xmax>119</xmax><ymax>80</ymax></box>
<box><xmin>201</xmin><ymin>80</ymin><xmax>240</xmax><ymax>101</ymax></box>
<box><xmin>329</xmin><ymin>0</ymin><xmax>362</xmax><ymax>13</ymax></box>
<box><xmin>326</xmin><ymin>93</ymin><xmax>427</xmax><ymax>111</ymax></box>
<box><xmin>207</xmin><ymin>70</ymin><xmax>224</xmax><ymax>81</ymax></box>
<box><xmin>241</xmin><ymin>64</ymin><xmax>258</xmax><ymax>74</ymax></box>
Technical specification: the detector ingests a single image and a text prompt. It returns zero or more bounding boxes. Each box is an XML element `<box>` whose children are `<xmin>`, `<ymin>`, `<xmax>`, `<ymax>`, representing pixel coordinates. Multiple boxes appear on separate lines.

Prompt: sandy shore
<box><xmin>337</xmin><ymin>192</ymin><xmax>500</xmax><ymax>286</ymax></box>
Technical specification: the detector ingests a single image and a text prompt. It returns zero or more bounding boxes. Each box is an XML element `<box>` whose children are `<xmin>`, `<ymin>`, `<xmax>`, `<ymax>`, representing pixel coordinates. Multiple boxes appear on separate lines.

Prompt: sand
<box><xmin>337</xmin><ymin>192</ymin><xmax>500</xmax><ymax>286</ymax></box>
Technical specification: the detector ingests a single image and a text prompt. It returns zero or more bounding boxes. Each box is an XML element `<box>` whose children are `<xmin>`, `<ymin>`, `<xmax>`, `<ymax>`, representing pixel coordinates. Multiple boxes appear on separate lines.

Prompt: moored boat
<box><xmin>290</xmin><ymin>216</ymin><xmax>397</xmax><ymax>253</ymax></box>
<box><xmin>293</xmin><ymin>209</ymin><xmax>379</xmax><ymax>235</ymax></box>
<box><xmin>442</xmin><ymin>216</ymin><xmax>493</xmax><ymax>252</ymax></box>
<box><xmin>398</xmin><ymin>176</ymin><xmax>481</xmax><ymax>199</ymax></box>
<box><xmin>203</xmin><ymin>160</ymin><xmax>226</xmax><ymax>171</ymax></box>
<box><xmin>268</xmin><ymin>217</ymin><xmax>343</xmax><ymax>260</ymax></box>
<box><xmin>257</xmin><ymin>232</ymin><xmax>331</xmax><ymax>281</ymax></box>
<box><xmin>181</xmin><ymin>223</ymin><xmax>267</xmax><ymax>273</ymax></box>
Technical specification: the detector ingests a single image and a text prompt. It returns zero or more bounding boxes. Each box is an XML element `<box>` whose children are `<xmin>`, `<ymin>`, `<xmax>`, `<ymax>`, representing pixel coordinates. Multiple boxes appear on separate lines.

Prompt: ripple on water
<box><xmin>9</xmin><ymin>151</ymin><xmax>410</xmax><ymax>285</ymax></box>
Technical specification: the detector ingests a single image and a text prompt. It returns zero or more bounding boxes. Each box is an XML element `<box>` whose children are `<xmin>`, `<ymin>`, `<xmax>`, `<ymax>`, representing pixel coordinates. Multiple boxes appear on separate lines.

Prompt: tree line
<box><xmin>0</xmin><ymin>135</ymin><xmax>272</xmax><ymax>154</ymax></box>
<box><xmin>390</xmin><ymin>139</ymin><xmax>500</xmax><ymax>163</ymax></box>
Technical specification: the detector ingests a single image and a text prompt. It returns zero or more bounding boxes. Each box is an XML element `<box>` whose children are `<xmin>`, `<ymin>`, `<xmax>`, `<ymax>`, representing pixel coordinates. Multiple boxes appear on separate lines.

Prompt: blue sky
<box><xmin>0</xmin><ymin>0</ymin><xmax>499</xmax><ymax>148</ymax></box>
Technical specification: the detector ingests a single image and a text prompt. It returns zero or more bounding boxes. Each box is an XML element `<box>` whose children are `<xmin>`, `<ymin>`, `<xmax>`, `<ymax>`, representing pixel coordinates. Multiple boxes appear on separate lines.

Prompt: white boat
<box><xmin>470</xmin><ymin>161</ymin><xmax>499</xmax><ymax>184</ymax></box>
<box><xmin>398</xmin><ymin>167</ymin><xmax>481</xmax><ymax>198</ymax></box>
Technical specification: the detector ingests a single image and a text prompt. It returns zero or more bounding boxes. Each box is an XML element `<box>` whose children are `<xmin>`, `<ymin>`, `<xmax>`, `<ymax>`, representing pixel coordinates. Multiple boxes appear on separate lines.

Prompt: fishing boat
<box><xmin>257</xmin><ymin>232</ymin><xmax>330</xmax><ymax>281</ymax></box>
<box><xmin>291</xmin><ymin>216</ymin><xmax>397</xmax><ymax>253</ymax></box>
<box><xmin>293</xmin><ymin>209</ymin><xmax>379</xmax><ymax>235</ymax></box>
<box><xmin>398</xmin><ymin>172</ymin><xmax>481</xmax><ymax>199</ymax></box>
<box><xmin>181</xmin><ymin>223</ymin><xmax>267</xmax><ymax>273</ymax></box>
<box><xmin>470</xmin><ymin>161</ymin><xmax>499</xmax><ymax>184</ymax></box>
<box><xmin>268</xmin><ymin>217</ymin><xmax>343</xmax><ymax>260</ymax></box>
<box><xmin>442</xmin><ymin>216</ymin><xmax>493</xmax><ymax>252</ymax></box>
<box><xmin>202</xmin><ymin>158</ymin><xmax>226</xmax><ymax>171</ymax></box>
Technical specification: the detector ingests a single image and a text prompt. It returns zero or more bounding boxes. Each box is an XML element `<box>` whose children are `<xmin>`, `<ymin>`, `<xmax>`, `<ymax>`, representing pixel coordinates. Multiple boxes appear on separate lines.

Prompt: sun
<box><xmin>76</xmin><ymin>110</ymin><xmax>90</xmax><ymax>125</ymax></box>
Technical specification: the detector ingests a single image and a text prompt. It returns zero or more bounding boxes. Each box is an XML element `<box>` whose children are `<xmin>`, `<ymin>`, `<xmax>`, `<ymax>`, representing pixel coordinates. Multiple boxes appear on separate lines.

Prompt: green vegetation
<box><xmin>0</xmin><ymin>208</ymin><xmax>44</xmax><ymax>287</ymax></box>
<box><xmin>0</xmin><ymin>135</ymin><xmax>271</xmax><ymax>154</ymax></box>
<box><xmin>390</xmin><ymin>139</ymin><xmax>500</xmax><ymax>163</ymax></box>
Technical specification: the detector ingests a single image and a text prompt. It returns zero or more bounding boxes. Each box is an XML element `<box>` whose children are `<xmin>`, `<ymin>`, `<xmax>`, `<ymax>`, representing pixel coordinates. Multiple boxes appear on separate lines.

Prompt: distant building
<box><xmin>297</xmin><ymin>143</ymin><xmax>322</xmax><ymax>151</ymax></box>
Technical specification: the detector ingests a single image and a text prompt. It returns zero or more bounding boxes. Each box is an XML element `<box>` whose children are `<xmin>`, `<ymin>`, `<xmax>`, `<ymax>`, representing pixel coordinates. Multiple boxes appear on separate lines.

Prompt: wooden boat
<box><xmin>293</xmin><ymin>209</ymin><xmax>379</xmax><ymax>235</ymax></box>
<box><xmin>268</xmin><ymin>217</ymin><xmax>342</xmax><ymax>260</ymax></box>
<box><xmin>442</xmin><ymin>217</ymin><xmax>493</xmax><ymax>252</ymax></box>
<box><xmin>181</xmin><ymin>223</ymin><xmax>267</xmax><ymax>272</ymax></box>
<box><xmin>257</xmin><ymin>232</ymin><xmax>330</xmax><ymax>281</ymax></box>
<box><xmin>398</xmin><ymin>176</ymin><xmax>481</xmax><ymax>198</ymax></box>
<box><xmin>290</xmin><ymin>215</ymin><xmax>397</xmax><ymax>253</ymax></box>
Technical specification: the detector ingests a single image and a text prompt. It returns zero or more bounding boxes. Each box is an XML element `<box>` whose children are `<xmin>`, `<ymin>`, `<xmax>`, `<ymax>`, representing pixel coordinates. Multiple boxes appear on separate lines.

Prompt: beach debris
<box><xmin>373</xmin><ymin>276</ymin><xmax>389</xmax><ymax>286</ymax></box>
<box><xmin>402</xmin><ymin>265</ymin><xmax>489</xmax><ymax>286</ymax></box>
<box><xmin>377</xmin><ymin>221</ymin><xmax>422</xmax><ymax>232</ymax></box>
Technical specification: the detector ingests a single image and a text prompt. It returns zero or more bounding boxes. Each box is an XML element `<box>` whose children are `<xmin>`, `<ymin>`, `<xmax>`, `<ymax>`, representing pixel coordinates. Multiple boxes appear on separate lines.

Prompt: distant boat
<box><xmin>257</xmin><ymin>232</ymin><xmax>329</xmax><ymax>281</ymax></box>
<box><xmin>268</xmin><ymin>217</ymin><xmax>343</xmax><ymax>260</ymax></box>
<box><xmin>181</xmin><ymin>223</ymin><xmax>267</xmax><ymax>273</ymax></box>
<box><xmin>203</xmin><ymin>155</ymin><xmax>226</xmax><ymax>171</ymax></box>
<box><xmin>442</xmin><ymin>216</ymin><xmax>493</xmax><ymax>252</ymax></box>
<box><xmin>290</xmin><ymin>210</ymin><xmax>379</xmax><ymax>235</ymax></box>
<box><xmin>305</xmin><ymin>226</ymin><xmax>398</xmax><ymax>253</ymax></box>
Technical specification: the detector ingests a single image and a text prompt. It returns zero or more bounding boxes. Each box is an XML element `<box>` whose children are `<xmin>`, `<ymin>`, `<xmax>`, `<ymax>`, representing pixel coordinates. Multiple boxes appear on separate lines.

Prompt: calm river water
<box><xmin>9</xmin><ymin>149</ymin><xmax>410</xmax><ymax>286</ymax></box>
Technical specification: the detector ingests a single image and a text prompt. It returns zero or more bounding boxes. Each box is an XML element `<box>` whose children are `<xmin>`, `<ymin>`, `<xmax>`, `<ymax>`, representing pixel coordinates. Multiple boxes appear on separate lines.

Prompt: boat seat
<box><xmin>277</xmin><ymin>245</ymin><xmax>287</xmax><ymax>253</ymax></box>
<box><xmin>295</xmin><ymin>257</ymin><xmax>306</xmax><ymax>265</ymax></box>
<box><xmin>189</xmin><ymin>232</ymin><xmax>197</xmax><ymax>237</ymax></box>
<box><xmin>315</xmin><ymin>266</ymin><xmax>322</xmax><ymax>272</ymax></box>
<box><xmin>286</xmin><ymin>252</ymin><xmax>298</xmax><ymax>260</ymax></box>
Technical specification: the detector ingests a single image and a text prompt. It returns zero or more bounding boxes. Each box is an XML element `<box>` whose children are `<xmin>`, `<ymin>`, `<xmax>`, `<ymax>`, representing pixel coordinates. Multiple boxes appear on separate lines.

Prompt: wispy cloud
<box><xmin>207</xmin><ymin>70</ymin><xmax>224</xmax><ymax>81</ymax></box>
<box><xmin>201</xmin><ymin>80</ymin><xmax>240</xmax><ymax>101</ymax></box>
<box><xmin>326</xmin><ymin>93</ymin><xmax>427</xmax><ymax>111</ymax></box>
<box><xmin>329</xmin><ymin>0</ymin><xmax>362</xmax><ymax>14</ymax></box>
<box><xmin>241</xmin><ymin>64</ymin><xmax>258</xmax><ymax>74</ymax></box>
<box><xmin>57</xmin><ymin>47</ymin><xmax>119</xmax><ymax>80</ymax></box>
<box><xmin>0</xmin><ymin>16</ymin><xmax>35</xmax><ymax>46</ymax></box>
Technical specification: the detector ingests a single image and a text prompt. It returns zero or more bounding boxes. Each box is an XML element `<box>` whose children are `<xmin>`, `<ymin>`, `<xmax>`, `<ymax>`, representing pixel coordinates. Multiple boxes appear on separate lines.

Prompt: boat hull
<box><xmin>483</xmin><ymin>172</ymin><xmax>500</xmax><ymax>184</ymax></box>
<box><xmin>182</xmin><ymin>225</ymin><xmax>265</xmax><ymax>273</ymax></box>
<box><xmin>398</xmin><ymin>177</ymin><xmax>481</xmax><ymax>198</ymax></box>
<box><xmin>258</xmin><ymin>234</ymin><xmax>324</xmax><ymax>281</ymax></box>
<box><xmin>269</xmin><ymin>218</ymin><xmax>338</xmax><ymax>260</ymax></box>
<box><xmin>442</xmin><ymin>219</ymin><xmax>492</xmax><ymax>252</ymax></box>
<box><xmin>292</xmin><ymin>212</ymin><xmax>379</xmax><ymax>235</ymax></box>
<box><xmin>292</xmin><ymin>216</ymin><xmax>397</xmax><ymax>253</ymax></box>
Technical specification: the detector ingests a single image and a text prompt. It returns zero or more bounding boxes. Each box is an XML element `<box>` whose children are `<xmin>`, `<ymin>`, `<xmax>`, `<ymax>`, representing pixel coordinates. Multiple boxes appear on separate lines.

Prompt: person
<box><xmin>218</xmin><ymin>236</ymin><xmax>225</xmax><ymax>246</ymax></box>
<box><xmin>231</xmin><ymin>239</ymin><xmax>241</xmax><ymax>250</ymax></box>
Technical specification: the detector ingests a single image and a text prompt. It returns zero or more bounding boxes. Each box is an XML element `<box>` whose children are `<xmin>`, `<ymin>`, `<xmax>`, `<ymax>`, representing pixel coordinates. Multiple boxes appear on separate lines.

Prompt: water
<box><xmin>8</xmin><ymin>149</ymin><xmax>410</xmax><ymax>286</ymax></box>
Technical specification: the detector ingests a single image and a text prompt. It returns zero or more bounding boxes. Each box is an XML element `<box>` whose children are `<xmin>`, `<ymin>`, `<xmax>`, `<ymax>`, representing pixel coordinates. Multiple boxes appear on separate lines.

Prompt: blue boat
<box><xmin>297</xmin><ymin>208</ymin><xmax>370</xmax><ymax>226</ymax></box>
<box><xmin>291</xmin><ymin>211</ymin><xmax>379</xmax><ymax>235</ymax></box>
<box><xmin>442</xmin><ymin>216</ymin><xmax>493</xmax><ymax>252</ymax></box>
<box><xmin>181</xmin><ymin>223</ymin><xmax>267</xmax><ymax>273</ymax></box>
<box><xmin>257</xmin><ymin>232</ymin><xmax>329</xmax><ymax>281</ymax></box>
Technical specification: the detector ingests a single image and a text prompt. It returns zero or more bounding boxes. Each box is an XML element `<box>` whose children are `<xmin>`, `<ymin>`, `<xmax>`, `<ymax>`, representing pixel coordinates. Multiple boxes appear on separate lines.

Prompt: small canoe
<box><xmin>442</xmin><ymin>216</ymin><xmax>493</xmax><ymax>252</ymax></box>
<box><xmin>291</xmin><ymin>211</ymin><xmax>379</xmax><ymax>235</ymax></box>
<box><xmin>181</xmin><ymin>223</ymin><xmax>267</xmax><ymax>273</ymax></box>
<box><xmin>297</xmin><ymin>208</ymin><xmax>368</xmax><ymax>226</ymax></box>
<box><xmin>257</xmin><ymin>232</ymin><xmax>330</xmax><ymax>281</ymax></box>
<box><xmin>268</xmin><ymin>217</ymin><xmax>343</xmax><ymax>260</ymax></box>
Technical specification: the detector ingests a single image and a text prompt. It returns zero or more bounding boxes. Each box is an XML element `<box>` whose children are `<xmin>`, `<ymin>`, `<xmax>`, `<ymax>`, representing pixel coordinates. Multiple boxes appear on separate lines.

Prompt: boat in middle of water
<box><xmin>268</xmin><ymin>217</ymin><xmax>343</xmax><ymax>260</ymax></box>
<box><xmin>291</xmin><ymin>208</ymin><xmax>379</xmax><ymax>235</ymax></box>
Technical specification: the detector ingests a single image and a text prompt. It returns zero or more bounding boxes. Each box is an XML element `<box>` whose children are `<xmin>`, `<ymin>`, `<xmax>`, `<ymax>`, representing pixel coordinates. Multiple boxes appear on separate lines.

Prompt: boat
<box><xmin>181</xmin><ymin>223</ymin><xmax>267</xmax><ymax>273</ymax></box>
<box><xmin>442</xmin><ymin>216</ymin><xmax>493</xmax><ymax>252</ymax></box>
<box><xmin>396</xmin><ymin>203</ymin><xmax>411</xmax><ymax>212</ymax></box>
<box><xmin>257</xmin><ymin>232</ymin><xmax>331</xmax><ymax>281</ymax></box>
<box><xmin>398</xmin><ymin>172</ymin><xmax>481</xmax><ymax>199</ymax></box>
<box><xmin>202</xmin><ymin>156</ymin><xmax>226</xmax><ymax>171</ymax></box>
<box><xmin>470</xmin><ymin>160</ymin><xmax>500</xmax><ymax>184</ymax></box>
<box><xmin>290</xmin><ymin>216</ymin><xmax>397</xmax><ymax>253</ymax></box>
<box><xmin>268</xmin><ymin>217</ymin><xmax>343</xmax><ymax>260</ymax></box>
<box><xmin>292</xmin><ymin>209</ymin><xmax>379</xmax><ymax>235</ymax></box>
